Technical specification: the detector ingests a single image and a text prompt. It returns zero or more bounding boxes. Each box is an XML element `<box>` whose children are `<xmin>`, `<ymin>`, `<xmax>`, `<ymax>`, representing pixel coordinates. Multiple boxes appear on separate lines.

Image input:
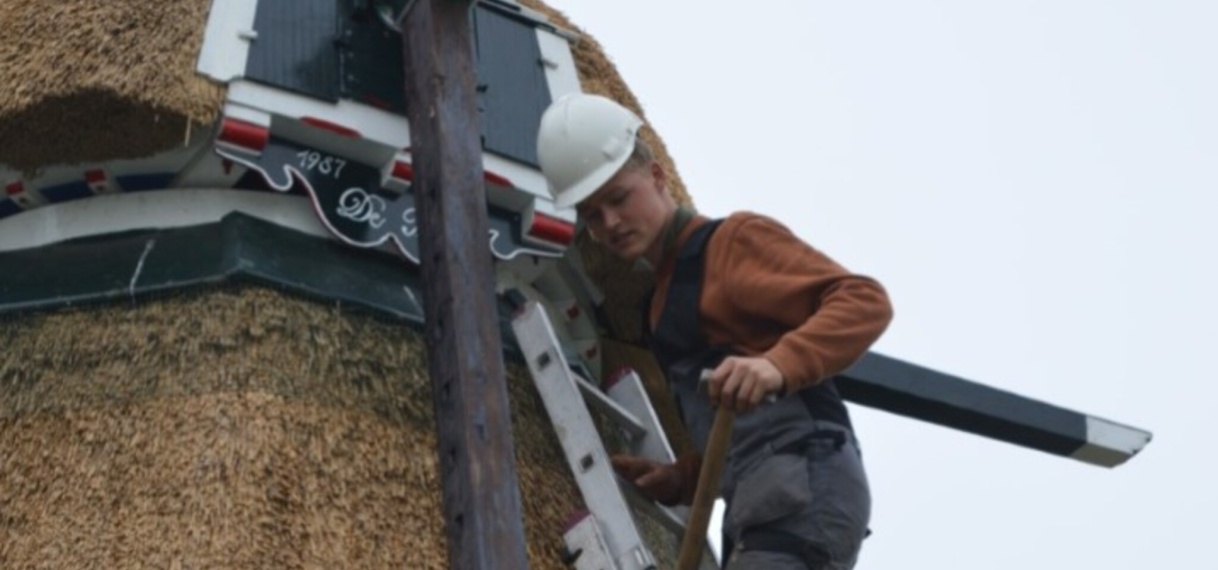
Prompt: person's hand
<box><xmin>707</xmin><ymin>356</ymin><xmax>785</xmax><ymax>413</ymax></box>
<box><xmin>611</xmin><ymin>454</ymin><xmax>688</xmax><ymax>506</ymax></box>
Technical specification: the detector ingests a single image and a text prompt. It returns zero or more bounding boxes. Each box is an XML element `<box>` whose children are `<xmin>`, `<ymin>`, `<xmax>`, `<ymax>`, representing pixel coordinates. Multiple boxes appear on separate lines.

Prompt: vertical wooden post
<box><xmin>399</xmin><ymin>1</ymin><xmax>530</xmax><ymax>568</ymax></box>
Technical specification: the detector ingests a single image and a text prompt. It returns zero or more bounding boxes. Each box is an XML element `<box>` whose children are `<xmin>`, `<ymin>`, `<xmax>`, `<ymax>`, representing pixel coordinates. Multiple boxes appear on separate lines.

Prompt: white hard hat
<box><xmin>536</xmin><ymin>93</ymin><xmax>644</xmax><ymax>209</ymax></box>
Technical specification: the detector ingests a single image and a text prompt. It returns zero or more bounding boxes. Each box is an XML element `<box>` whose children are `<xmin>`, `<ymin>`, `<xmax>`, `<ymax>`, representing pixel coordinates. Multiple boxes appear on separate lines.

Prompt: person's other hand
<box><xmin>708</xmin><ymin>355</ymin><xmax>785</xmax><ymax>412</ymax></box>
<box><xmin>610</xmin><ymin>454</ymin><xmax>689</xmax><ymax>506</ymax></box>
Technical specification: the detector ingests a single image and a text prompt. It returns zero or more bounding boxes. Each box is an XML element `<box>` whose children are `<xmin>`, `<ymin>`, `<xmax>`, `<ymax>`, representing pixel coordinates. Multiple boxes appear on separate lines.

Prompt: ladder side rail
<box><xmin>577</xmin><ymin>361</ymin><xmax>703</xmax><ymax>558</ymax></box>
<box><xmin>564</xmin><ymin>512</ymin><xmax>618</xmax><ymax>570</ymax></box>
<box><xmin>606</xmin><ymin>372</ymin><xmax>720</xmax><ymax>569</ymax></box>
<box><xmin>512</xmin><ymin>302</ymin><xmax>658</xmax><ymax>570</ymax></box>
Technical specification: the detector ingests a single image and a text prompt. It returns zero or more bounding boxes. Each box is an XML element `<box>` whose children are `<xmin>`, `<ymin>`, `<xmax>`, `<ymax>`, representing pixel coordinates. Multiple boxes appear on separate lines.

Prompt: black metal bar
<box><xmin>837</xmin><ymin>352</ymin><xmax>1146</xmax><ymax>464</ymax></box>
<box><xmin>399</xmin><ymin>1</ymin><xmax>531</xmax><ymax>568</ymax></box>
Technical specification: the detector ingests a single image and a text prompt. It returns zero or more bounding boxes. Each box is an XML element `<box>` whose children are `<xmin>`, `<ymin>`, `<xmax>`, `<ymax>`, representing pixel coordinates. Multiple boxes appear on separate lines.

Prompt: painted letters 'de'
<box><xmin>217</xmin><ymin>137</ymin><xmax>561</xmax><ymax>264</ymax></box>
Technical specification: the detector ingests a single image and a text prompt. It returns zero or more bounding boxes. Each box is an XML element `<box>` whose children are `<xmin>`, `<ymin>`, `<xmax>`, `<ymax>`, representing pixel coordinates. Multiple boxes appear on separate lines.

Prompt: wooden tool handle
<box><xmin>676</xmin><ymin>403</ymin><xmax>735</xmax><ymax>570</ymax></box>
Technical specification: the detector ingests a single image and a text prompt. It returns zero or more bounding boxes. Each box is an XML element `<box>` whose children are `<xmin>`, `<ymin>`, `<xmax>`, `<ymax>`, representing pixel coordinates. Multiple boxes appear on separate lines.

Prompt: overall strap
<box><xmin>649</xmin><ymin>219</ymin><xmax>725</xmax><ymax>373</ymax></box>
<box><xmin>648</xmin><ymin>216</ymin><xmax>855</xmax><ymax>431</ymax></box>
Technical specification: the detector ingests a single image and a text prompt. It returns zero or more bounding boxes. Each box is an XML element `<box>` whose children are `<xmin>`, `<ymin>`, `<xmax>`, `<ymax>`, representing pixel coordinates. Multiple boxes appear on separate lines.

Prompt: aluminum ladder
<box><xmin>512</xmin><ymin>300</ymin><xmax>703</xmax><ymax>570</ymax></box>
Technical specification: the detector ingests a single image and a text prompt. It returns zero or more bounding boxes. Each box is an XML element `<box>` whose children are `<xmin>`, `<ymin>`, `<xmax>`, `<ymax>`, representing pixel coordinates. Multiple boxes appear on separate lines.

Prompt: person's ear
<box><xmin>650</xmin><ymin>161</ymin><xmax>667</xmax><ymax>193</ymax></box>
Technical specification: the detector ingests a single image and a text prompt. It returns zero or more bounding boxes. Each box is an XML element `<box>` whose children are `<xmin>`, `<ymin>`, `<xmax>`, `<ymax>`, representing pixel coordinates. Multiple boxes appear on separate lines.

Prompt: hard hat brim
<box><xmin>537</xmin><ymin>93</ymin><xmax>645</xmax><ymax>211</ymax></box>
<box><xmin>551</xmin><ymin>155</ymin><xmax>631</xmax><ymax>210</ymax></box>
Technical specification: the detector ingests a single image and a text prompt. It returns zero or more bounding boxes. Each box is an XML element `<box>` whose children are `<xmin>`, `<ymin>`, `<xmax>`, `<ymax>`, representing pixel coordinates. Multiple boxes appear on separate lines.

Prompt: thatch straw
<box><xmin>0</xmin><ymin>0</ymin><xmax>694</xmax><ymax>349</ymax></box>
<box><xmin>0</xmin><ymin>1</ymin><xmax>699</xmax><ymax>564</ymax></box>
<box><xmin>0</xmin><ymin>0</ymin><xmax>224</xmax><ymax>173</ymax></box>
<box><xmin>0</xmin><ymin>287</ymin><xmax>588</xmax><ymax>569</ymax></box>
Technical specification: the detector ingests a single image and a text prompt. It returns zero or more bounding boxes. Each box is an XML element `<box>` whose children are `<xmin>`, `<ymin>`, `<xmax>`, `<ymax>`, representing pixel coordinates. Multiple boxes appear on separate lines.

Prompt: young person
<box><xmin>537</xmin><ymin>93</ymin><xmax>893</xmax><ymax>569</ymax></box>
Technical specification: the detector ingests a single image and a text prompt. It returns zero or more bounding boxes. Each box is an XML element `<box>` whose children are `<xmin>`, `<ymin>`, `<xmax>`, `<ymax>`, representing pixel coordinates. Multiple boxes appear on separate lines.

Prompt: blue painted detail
<box><xmin>39</xmin><ymin>181</ymin><xmax>94</xmax><ymax>203</ymax></box>
<box><xmin>0</xmin><ymin>199</ymin><xmax>23</xmax><ymax>220</ymax></box>
<box><xmin>116</xmin><ymin>173</ymin><xmax>176</xmax><ymax>192</ymax></box>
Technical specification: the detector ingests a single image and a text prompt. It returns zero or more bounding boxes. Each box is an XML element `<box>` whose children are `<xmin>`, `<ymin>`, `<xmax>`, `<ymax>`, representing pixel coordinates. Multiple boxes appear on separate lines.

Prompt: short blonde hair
<box><xmin>623</xmin><ymin>134</ymin><xmax>654</xmax><ymax>171</ymax></box>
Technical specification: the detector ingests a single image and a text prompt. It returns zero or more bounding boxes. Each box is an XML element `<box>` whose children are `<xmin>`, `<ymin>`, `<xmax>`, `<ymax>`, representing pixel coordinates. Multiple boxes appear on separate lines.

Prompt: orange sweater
<box><xmin>649</xmin><ymin>212</ymin><xmax>893</xmax><ymax>393</ymax></box>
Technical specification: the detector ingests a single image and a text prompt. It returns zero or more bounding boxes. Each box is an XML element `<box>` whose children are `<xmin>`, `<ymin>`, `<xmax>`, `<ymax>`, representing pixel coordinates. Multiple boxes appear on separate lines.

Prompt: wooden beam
<box><xmin>399</xmin><ymin>1</ymin><xmax>530</xmax><ymax>568</ymax></box>
<box><xmin>838</xmin><ymin>352</ymin><xmax>1152</xmax><ymax>467</ymax></box>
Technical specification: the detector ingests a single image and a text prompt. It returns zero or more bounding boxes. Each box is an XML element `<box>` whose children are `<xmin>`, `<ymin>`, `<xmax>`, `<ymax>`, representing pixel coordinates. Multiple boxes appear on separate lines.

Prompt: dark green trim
<box><xmin>0</xmin><ymin>213</ymin><xmax>425</xmax><ymax>323</ymax></box>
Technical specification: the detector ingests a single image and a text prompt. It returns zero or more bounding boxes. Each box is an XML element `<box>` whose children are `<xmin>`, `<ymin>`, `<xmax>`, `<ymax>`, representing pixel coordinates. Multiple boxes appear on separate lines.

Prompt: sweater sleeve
<box><xmin>712</xmin><ymin>214</ymin><xmax>894</xmax><ymax>391</ymax></box>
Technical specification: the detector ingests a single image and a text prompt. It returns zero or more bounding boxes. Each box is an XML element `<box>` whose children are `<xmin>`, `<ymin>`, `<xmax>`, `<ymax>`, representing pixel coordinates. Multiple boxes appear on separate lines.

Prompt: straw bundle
<box><xmin>0</xmin><ymin>1</ymin><xmax>698</xmax><ymax>566</ymax></box>
<box><xmin>0</xmin><ymin>287</ymin><xmax>585</xmax><ymax>569</ymax></box>
<box><xmin>0</xmin><ymin>0</ymin><xmax>224</xmax><ymax>173</ymax></box>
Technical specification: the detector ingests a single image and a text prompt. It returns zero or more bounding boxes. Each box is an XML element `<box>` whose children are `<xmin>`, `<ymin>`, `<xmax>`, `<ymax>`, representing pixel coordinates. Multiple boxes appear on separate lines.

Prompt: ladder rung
<box><xmin>573</xmin><ymin>374</ymin><xmax>648</xmax><ymax>439</ymax></box>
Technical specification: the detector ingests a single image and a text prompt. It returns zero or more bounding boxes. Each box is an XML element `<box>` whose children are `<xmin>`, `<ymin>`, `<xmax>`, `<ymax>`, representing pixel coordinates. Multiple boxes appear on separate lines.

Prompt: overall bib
<box><xmin>648</xmin><ymin>220</ymin><xmax>871</xmax><ymax>570</ymax></box>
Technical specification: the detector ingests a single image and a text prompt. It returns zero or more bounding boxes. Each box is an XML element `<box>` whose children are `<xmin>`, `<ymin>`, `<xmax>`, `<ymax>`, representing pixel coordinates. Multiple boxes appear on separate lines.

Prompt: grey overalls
<box><xmin>648</xmin><ymin>220</ymin><xmax>871</xmax><ymax>570</ymax></box>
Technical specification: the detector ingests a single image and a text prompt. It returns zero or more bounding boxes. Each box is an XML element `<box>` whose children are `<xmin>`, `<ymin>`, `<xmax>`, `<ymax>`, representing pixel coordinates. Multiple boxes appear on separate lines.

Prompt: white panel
<box><xmin>226</xmin><ymin>81</ymin><xmax>412</xmax><ymax>151</ymax></box>
<box><xmin>536</xmin><ymin>28</ymin><xmax>583</xmax><ymax>101</ymax></box>
<box><xmin>196</xmin><ymin>0</ymin><xmax>261</xmax><ymax>82</ymax></box>
<box><xmin>0</xmin><ymin>190</ymin><xmax>330</xmax><ymax>253</ymax></box>
<box><xmin>532</xmin><ymin>28</ymin><xmax>582</xmax><ymax>224</ymax></box>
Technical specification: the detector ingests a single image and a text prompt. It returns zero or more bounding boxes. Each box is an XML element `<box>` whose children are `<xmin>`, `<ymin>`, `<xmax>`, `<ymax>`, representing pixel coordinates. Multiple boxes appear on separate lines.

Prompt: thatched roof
<box><xmin>0</xmin><ymin>286</ymin><xmax>597</xmax><ymax>569</ymax></box>
<box><xmin>0</xmin><ymin>1</ymin><xmax>699</xmax><ymax>566</ymax></box>
<box><xmin>0</xmin><ymin>0</ymin><xmax>695</xmax><ymax>354</ymax></box>
<box><xmin>0</xmin><ymin>0</ymin><xmax>690</xmax><ymax>205</ymax></box>
<box><xmin>0</xmin><ymin>0</ymin><xmax>224</xmax><ymax>173</ymax></box>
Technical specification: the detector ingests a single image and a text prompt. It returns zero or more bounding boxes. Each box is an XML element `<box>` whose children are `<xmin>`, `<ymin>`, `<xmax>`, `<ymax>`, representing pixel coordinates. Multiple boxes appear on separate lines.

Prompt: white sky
<box><xmin>545</xmin><ymin>1</ymin><xmax>1217</xmax><ymax>568</ymax></box>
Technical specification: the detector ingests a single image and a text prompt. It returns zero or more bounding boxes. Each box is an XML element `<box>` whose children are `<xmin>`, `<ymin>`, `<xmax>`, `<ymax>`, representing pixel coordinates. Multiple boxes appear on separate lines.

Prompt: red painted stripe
<box><xmin>483</xmin><ymin>170</ymin><xmax>513</xmax><ymax>187</ymax></box>
<box><xmin>361</xmin><ymin>94</ymin><xmax>393</xmax><ymax>111</ymax></box>
<box><xmin>393</xmin><ymin>161</ymin><xmax>414</xmax><ymax>181</ymax></box>
<box><xmin>84</xmin><ymin>169</ymin><xmax>106</xmax><ymax>184</ymax></box>
<box><xmin>528</xmin><ymin>212</ymin><xmax>575</xmax><ymax>245</ymax></box>
<box><xmin>218</xmin><ymin>118</ymin><xmax>269</xmax><ymax>152</ymax></box>
<box><xmin>301</xmin><ymin>116</ymin><xmax>361</xmax><ymax>138</ymax></box>
<box><xmin>5</xmin><ymin>181</ymin><xmax>23</xmax><ymax>196</ymax></box>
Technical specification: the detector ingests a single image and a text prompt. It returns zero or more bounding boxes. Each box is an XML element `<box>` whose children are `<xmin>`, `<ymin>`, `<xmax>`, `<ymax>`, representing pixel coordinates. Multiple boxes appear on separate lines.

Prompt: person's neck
<box><xmin>641</xmin><ymin>205</ymin><xmax>695</xmax><ymax>269</ymax></box>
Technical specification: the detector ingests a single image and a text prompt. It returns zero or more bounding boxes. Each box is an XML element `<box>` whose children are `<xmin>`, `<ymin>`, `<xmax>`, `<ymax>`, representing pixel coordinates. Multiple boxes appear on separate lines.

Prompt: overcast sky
<box><xmin>545</xmin><ymin>1</ymin><xmax>1217</xmax><ymax>568</ymax></box>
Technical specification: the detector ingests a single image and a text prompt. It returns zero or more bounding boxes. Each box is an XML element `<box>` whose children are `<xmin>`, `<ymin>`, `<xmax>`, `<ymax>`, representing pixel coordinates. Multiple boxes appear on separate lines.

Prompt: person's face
<box><xmin>576</xmin><ymin>161</ymin><xmax>674</xmax><ymax>263</ymax></box>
